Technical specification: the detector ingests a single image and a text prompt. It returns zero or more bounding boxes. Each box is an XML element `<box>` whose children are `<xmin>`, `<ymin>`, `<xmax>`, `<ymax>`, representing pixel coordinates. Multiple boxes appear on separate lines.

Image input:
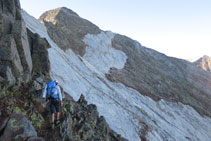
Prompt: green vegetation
<box><xmin>0</xmin><ymin>84</ymin><xmax>45</xmax><ymax>130</ymax></box>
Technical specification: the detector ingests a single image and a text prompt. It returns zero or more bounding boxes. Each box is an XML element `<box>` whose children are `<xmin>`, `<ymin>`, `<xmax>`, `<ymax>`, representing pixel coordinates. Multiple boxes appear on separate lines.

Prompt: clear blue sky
<box><xmin>20</xmin><ymin>0</ymin><xmax>211</xmax><ymax>60</ymax></box>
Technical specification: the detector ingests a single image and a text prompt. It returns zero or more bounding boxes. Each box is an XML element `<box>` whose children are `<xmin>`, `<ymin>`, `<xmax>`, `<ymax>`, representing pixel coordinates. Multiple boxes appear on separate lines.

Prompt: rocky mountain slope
<box><xmin>34</xmin><ymin>7</ymin><xmax>211</xmax><ymax>141</ymax></box>
<box><xmin>193</xmin><ymin>55</ymin><xmax>211</xmax><ymax>72</ymax></box>
<box><xmin>0</xmin><ymin>0</ymin><xmax>126</xmax><ymax>141</ymax></box>
<box><xmin>1</xmin><ymin>1</ymin><xmax>211</xmax><ymax>140</ymax></box>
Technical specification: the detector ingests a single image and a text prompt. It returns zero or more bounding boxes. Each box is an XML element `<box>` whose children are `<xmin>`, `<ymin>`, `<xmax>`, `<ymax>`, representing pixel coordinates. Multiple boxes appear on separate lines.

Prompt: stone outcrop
<box><xmin>0</xmin><ymin>85</ymin><xmax>127</xmax><ymax>141</ymax></box>
<box><xmin>0</xmin><ymin>113</ymin><xmax>37</xmax><ymax>141</ymax></box>
<box><xmin>0</xmin><ymin>0</ymin><xmax>51</xmax><ymax>88</ymax></box>
<box><xmin>0</xmin><ymin>35</ymin><xmax>22</xmax><ymax>85</ymax></box>
<box><xmin>193</xmin><ymin>55</ymin><xmax>211</xmax><ymax>72</ymax></box>
<box><xmin>0</xmin><ymin>0</ymin><xmax>32</xmax><ymax>86</ymax></box>
<box><xmin>27</xmin><ymin>29</ymin><xmax>50</xmax><ymax>78</ymax></box>
<box><xmin>39</xmin><ymin>7</ymin><xmax>101</xmax><ymax>56</ymax></box>
<box><xmin>58</xmin><ymin>94</ymin><xmax>127</xmax><ymax>141</ymax></box>
<box><xmin>107</xmin><ymin>34</ymin><xmax>211</xmax><ymax>117</ymax></box>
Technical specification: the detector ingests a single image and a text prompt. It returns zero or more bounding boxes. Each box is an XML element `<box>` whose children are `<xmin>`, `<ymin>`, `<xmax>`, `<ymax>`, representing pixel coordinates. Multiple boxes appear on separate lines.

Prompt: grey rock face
<box><xmin>0</xmin><ymin>35</ymin><xmax>22</xmax><ymax>84</ymax></box>
<box><xmin>32</xmin><ymin>81</ymin><xmax>42</xmax><ymax>91</ymax></box>
<box><xmin>60</xmin><ymin>114</ymin><xmax>73</xmax><ymax>141</ymax></box>
<box><xmin>12</xmin><ymin>20</ymin><xmax>32</xmax><ymax>81</ymax></box>
<box><xmin>0</xmin><ymin>0</ymin><xmax>32</xmax><ymax>85</ymax></box>
<box><xmin>27</xmin><ymin>29</ymin><xmax>50</xmax><ymax>77</ymax></box>
<box><xmin>0</xmin><ymin>0</ymin><xmax>21</xmax><ymax>35</ymax></box>
<box><xmin>39</xmin><ymin>7</ymin><xmax>101</xmax><ymax>56</ymax></box>
<box><xmin>1</xmin><ymin>113</ymin><xmax>37</xmax><ymax>141</ymax></box>
<box><xmin>108</xmin><ymin>34</ymin><xmax>211</xmax><ymax>117</ymax></box>
<box><xmin>0</xmin><ymin>65</ymin><xmax>16</xmax><ymax>85</ymax></box>
<box><xmin>96</xmin><ymin>116</ymin><xmax>110</xmax><ymax>140</ymax></box>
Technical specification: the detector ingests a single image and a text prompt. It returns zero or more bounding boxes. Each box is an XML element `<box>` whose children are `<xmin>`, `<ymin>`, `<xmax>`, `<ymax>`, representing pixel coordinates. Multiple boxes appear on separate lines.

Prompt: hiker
<box><xmin>42</xmin><ymin>80</ymin><xmax>63</xmax><ymax>128</ymax></box>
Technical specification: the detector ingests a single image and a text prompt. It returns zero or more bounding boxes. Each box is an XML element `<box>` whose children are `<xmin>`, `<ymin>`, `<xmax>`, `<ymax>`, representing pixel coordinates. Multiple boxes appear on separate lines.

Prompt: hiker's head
<box><xmin>55</xmin><ymin>80</ymin><xmax>58</xmax><ymax>85</ymax></box>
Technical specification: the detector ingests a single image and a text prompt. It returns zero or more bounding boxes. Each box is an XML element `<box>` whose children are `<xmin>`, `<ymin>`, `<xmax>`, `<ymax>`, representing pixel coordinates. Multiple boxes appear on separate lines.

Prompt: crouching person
<box><xmin>42</xmin><ymin>80</ymin><xmax>63</xmax><ymax>129</ymax></box>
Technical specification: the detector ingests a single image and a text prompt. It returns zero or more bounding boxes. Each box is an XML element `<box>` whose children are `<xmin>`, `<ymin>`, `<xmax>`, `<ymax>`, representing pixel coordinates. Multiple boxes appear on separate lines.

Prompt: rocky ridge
<box><xmin>0</xmin><ymin>0</ymin><xmax>127</xmax><ymax>141</ymax></box>
<box><xmin>38</xmin><ymin>7</ymin><xmax>211</xmax><ymax>141</ymax></box>
<box><xmin>39</xmin><ymin>7</ymin><xmax>101</xmax><ymax>56</ymax></box>
<box><xmin>0</xmin><ymin>81</ymin><xmax>126</xmax><ymax>141</ymax></box>
<box><xmin>0</xmin><ymin>0</ymin><xmax>32</xmax><ymax>87</ymax></box>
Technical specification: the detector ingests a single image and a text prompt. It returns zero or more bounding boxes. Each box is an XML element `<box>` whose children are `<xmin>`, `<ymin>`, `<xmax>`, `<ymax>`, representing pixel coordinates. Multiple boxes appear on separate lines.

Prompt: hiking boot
<box><xmin>55</xmin><ymin>120</ymin><xmax>60</xmax><ymax>126</ymax></box>
<box><xmin>51</xmin><ymin>123</ymin><xmax>55</xmax><ymax>129</ymax></box>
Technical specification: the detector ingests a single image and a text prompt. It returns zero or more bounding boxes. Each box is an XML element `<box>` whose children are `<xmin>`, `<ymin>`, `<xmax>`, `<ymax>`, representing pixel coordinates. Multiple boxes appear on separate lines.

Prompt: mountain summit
<box><xmin>1</xmin><ymin>1</ymin><xmax>211</xmax><ymax>140</ymax></box>
<box><xmin>36</xmin><ymin>7</ymin><xmax>211</xmax><ymax>141</ymax></box>
<box><xmin>193</xmin><ymin>55</ymin><xmax>211</xmax><ymax>72</ymax></box>
<box><xmin>39</xmin><ymin>7</ymin><xmax>101</xmax><ymax>56</ymax></box>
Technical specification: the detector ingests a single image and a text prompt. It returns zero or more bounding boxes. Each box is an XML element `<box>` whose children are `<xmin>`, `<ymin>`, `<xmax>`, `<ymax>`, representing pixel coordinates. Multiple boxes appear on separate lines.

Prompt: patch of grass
<box><xmin>8</xmin><ymin>118</ymin><xmax>24</xmax><ymax>130</ymax></box>
<box><xmin>30</xmin><ymin>112</ymin><xmax>44</xmax><ymax>129</ymax></box>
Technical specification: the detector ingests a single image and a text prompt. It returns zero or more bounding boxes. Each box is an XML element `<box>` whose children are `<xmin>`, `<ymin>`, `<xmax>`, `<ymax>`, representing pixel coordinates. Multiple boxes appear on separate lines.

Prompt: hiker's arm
<box><xmin>58</xmin><ymin>86</ymin><xmax>62</xmax><ymax>101</ymax></box>
<box><xmin>57</xmin><ymin>86</ymin><xmax>63</xmax><ymax>106</ymax></box>
<box><xmin>42</xmin><ymin>85</ymin><xmax>47</xmax><ymax>98</ymax></box>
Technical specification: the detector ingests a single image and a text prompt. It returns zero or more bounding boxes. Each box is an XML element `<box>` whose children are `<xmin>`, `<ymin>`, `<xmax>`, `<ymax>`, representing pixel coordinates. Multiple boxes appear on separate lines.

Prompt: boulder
<box><xmin>87</xmin><ymin>104</ymin><xmax>99</xmax><ymax>126</ymax></box>
<box><xmin>1</xmin><ymin>113</ymin><xmax>37</xmax><ymax>141</ymax></box>
<box><xmin>77</xmin><ymin>94</ymin><xmax>87</xmax><ymax>106</ymax></box>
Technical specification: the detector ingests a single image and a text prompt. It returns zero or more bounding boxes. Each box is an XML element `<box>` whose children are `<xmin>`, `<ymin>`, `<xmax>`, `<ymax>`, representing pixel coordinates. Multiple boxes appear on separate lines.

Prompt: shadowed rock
<box><xmin>1</xmin><ymin>113</ymin><xmax>37</xmax><ymax>141</ymax></box>
<box><xmin>60</xmin><ymin>95</ymin><xmax>127</xmax><ymax>141</ymax></box>
<box><xmin>0</xmin><ymin>35</ymin><xmax>22</xmax><ymax>85</ymax></box>
<box><xmin>27</xmin><ymin>29</ymin><xmax>50</xmax><ymax>77</ymax></box>
<box><xmin>0</xmin><ymin>0</ymin><xmax>32</xmax><ymax>86</ymax></box>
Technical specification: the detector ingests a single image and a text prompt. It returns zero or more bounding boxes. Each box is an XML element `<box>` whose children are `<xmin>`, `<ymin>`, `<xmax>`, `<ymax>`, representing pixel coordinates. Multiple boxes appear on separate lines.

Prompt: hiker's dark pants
<box><xmin>49</xmin><ymin>99</ymin><xmax>60</xmax><ymax>114</ymax></box>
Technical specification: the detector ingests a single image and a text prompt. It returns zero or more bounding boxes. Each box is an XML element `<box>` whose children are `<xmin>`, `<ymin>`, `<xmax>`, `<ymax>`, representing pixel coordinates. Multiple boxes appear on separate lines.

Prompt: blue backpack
<box><xmin>46</xmin><ymin>81</ymin><xmax>59</xmax><ymax>99</ymax></box>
